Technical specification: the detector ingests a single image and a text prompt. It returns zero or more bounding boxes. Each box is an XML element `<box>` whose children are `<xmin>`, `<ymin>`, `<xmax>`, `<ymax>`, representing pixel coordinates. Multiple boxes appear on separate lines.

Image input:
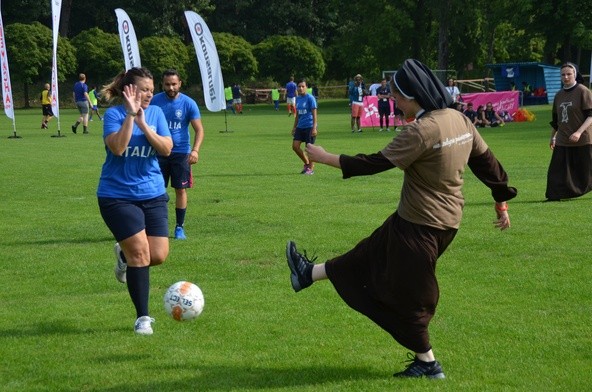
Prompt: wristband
<box><xmin>495</xmin><ymin>203</ymin><xmax>508</xmax><ymax>212</ymax></box>
<box><xmin>126</xmin><ymin>110</ymin><xmax>137</xmax><ymax>117</ymax></box>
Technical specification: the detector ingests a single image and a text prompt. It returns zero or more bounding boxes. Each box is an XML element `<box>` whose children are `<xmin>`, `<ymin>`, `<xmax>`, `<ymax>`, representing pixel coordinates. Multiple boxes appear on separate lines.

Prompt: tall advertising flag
<box><xmin>0</xmin><ymin>6</ymin><xmax>14</xmax><ymax>120</ymax></box>
<box><xmin>115</xmin><ymin>9</ymin><xmax>141</xmax><ymax>71</ymax></box>
<box><xmin>184</xmin><ymin>11</ymin><xmax>225</xmax><ymax>112</ymax></box>
<box><xmin>50</xmin><ymin>0</ymin><xmax>61</xmax><ymax>119</ymax></box>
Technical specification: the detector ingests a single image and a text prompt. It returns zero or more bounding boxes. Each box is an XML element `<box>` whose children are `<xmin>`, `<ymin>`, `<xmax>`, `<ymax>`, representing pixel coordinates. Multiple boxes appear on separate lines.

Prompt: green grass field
<box><xmin>0</xmin><ymin>101</ymin><xmax>590</xmax><ymax>391</ymax></box>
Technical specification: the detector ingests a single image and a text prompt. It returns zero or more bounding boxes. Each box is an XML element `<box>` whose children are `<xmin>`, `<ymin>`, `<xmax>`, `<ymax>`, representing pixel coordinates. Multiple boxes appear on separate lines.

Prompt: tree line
<box><xmin>3</xmin><ymin>0</ymin><xmax>592</xmax><ymax>107</ymax></box>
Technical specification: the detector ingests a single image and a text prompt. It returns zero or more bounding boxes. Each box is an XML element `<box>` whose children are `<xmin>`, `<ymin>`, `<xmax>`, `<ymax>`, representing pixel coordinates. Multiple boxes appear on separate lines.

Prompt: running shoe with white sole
<box><xmin>134</xmin><ymin>316</ymin><xmax>155</xmax><ymax>335</ymax></box>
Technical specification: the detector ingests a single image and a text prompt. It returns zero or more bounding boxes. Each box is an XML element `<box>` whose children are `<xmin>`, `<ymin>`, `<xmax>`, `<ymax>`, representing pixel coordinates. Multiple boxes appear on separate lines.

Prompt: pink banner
<box><xmin>360</xmin><ymin>91</ymin><xmax>520</xmax><ymax>128</ymax></box>
<box><xmin>460</xmin><ymin>91</ymin><xmax>520</xmax><ymax>115</ymax></box>
<box><xmin>360</xmin><ymin>96</ymin><xmax>406</xmax><ymax>128</ymax></box>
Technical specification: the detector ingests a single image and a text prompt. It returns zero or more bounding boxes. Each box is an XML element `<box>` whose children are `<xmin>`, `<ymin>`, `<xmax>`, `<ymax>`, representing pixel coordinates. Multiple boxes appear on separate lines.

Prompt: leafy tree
<box><xmin>139</xmin><ymin>36</ymin><xmax>190</xmax><ymax>88</ymax></box>
<box><xmin>207</xmin><ymin>0</ymin><xmax>338</xmax><ymax>48</ymax></box>
<box><xmin>5</xmin><ymin>22</ymin><xmax>76</xmax><ymax>107</ymax></box>
<box><xmin>71</xmin><ymin>28</ymin><xmax>123</xmax><ymax>86</ymax></box>
<box><xmin>254</xmin><ymin>35</ymin><xmax>325</xmax><ymax>84</ymax></box>
<box><xmin>197</xmin><ymin>32</ymin><xmax>258</xmax><ymax>84</ymax></box>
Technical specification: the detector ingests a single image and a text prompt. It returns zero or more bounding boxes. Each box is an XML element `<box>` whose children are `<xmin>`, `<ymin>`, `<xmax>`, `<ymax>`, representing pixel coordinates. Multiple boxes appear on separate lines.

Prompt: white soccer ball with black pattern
<box><xmin>163</xmin><ymin>281</ymin><xmax>205</xmax><ymax>321</ymax></box>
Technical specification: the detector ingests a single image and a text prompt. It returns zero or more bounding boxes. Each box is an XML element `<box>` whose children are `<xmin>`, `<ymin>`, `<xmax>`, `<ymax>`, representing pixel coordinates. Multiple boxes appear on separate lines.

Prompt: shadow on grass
<box><xmin>0</xmin><ymin>320</ymin><xmax>87</xmax><ymax>337</ymax></box>
<box><xmin>98</xmin><ymin>363</ymin><xmax>385</xmax><ymax>391</ymax></box>
<box><xmin>0</xmin><ymin>236</ymin><xmax>114</xmax><ymax>246</ymax></box>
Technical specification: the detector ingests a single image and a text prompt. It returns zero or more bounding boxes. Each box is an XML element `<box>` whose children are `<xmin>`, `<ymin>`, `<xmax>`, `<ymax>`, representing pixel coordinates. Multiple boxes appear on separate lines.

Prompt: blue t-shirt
<box><xmin>296</xmin><ymin>94</ymin><xmax>317</xmax><ymax>129</ymax></box>
<box><xmin>285</xmin><ymin>81</ymin><xmax>297</xmax><ymax>99</ymax></box>
<box><xmin>73</xmin><ymin>81</ymin><xmax>88</xmax><ymax>102</ymax></box>
<box><xmin>97</xmin><ymin>105</ymin><xmax>171</xmax><ymax>200</ymax></box>
<box><xmin>151</xmin><ymin>92</ymin><xmax>201</xmax><ymax>154</ymax></box>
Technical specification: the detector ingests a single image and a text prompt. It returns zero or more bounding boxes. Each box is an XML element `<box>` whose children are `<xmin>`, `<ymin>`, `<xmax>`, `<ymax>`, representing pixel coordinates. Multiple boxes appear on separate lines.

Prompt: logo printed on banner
<box><xmin>194</xmin><ymin>22</ymin><xmax>216</xmax><ymax>103</ymax></box>
<box><xmin>185</xmin><ymin>11</ymin><xmax>225</xmax><ymax>112</ymax></box>
<box><xmin>115</xmin><ymin>9</ymin><xmax>141</xmax><ymax>71</ymax></box>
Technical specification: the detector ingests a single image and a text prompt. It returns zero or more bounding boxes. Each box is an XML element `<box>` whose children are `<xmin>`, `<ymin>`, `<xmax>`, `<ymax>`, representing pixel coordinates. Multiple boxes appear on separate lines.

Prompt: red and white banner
<box><xmin>0</xmin><ymin>6</ymin><xmax>14</xmax><ymax>119</ymax></box>
<box><xmin>50</xmin><ymin>0</ymin><xmax>61</xmax><ymax>118</ymax></box>
<box><xmin>184</xmin><ymin>11</ymin><xmax>225</xmax><ymax>112</ymax></box>
<box><xmin>115</xmin><ymin>8</ymin><xmax>141</xmax><ymax>71</ymax></box>
<box><xmin>360</xmin><ymin>91</ymin><xmax>520</xmax><ymax>128</ymax></box>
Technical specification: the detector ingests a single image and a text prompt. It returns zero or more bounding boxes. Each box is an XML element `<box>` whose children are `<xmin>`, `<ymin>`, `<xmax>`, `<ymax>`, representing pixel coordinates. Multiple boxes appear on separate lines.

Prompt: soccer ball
<box><xmin>163</xmin><ymin>281</ymin><xmax>205</xmax><ymax>321</ymax></box>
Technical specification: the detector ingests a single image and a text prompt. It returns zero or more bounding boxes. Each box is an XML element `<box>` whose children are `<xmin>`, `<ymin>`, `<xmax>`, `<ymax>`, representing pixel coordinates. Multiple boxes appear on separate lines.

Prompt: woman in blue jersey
<box><xmin>97</xmin><ymin>67</ymin><xmax>173</xmax><ymax>335</ymax></box>
<box><xmin>291</xmin><ymin>79</ymin><xmax>318</xmax><ymax>175</ymax></box>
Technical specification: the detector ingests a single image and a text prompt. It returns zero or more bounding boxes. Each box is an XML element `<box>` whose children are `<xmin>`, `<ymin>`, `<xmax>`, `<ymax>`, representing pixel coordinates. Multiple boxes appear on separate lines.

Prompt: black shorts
<box><xmin>378</xmin><ymin>104</ymin><xmax>391</xmax><ymax>116</ymax></box>
<box><xmin>98</xmin><ymin>194</ymin><xmax>169</xmax><ymax>241</ymax></box>
<box><xmin>293</xmin><ymin>127</ymin><xmax>316</xmax><ymax>144</ymax></box>
<box><xmin>158</xmin><ymin>153</ymin><xmax>193</xmax><ymax>189</ymax></box>
<box><xmin>42</xmin><ymin>104</ymin><xmax>53</xmax><ymax>116</ymax></box>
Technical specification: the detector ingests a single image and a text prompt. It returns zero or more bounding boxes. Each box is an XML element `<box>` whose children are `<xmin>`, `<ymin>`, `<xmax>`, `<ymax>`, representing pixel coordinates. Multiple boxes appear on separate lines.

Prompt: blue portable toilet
<box><xmin>486</xmin><ymin>62</ymin><xmax>561</xmax><ymax>105</ymax></box>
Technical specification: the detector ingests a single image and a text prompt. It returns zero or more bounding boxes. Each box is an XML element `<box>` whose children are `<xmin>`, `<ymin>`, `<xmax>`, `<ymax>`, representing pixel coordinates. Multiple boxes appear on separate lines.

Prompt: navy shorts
<box><xmin>293</xmin><ymin>127</ymin><xmax>316</xmax><ymax>144</ymax></box>
<box><xmin>158</xmin><ymin>153</ymin><xmax>193</xmax><ymax>189</ymax></box>
<box><xmin>98</xmin><ymin>194</ymin><xmax>169</xmax><ymax>242</ymax></box>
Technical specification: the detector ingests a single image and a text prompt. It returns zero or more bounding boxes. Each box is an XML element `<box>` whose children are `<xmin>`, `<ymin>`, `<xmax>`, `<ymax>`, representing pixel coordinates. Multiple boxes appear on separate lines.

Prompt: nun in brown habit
<box><xmin>286</xmin><ymin>59</ymin><xmax>517</xmax><ymax>379</ymax></box>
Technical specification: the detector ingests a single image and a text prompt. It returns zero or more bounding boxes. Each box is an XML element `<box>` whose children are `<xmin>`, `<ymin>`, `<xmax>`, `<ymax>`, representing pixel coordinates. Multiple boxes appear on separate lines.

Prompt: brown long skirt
<box><xmin>546</xmin><ymin>145</ymin><xmax>592</xmax><ymax>200</ymax></box>
<box><xmin>325</xmin><ymin>212</ymin><xmax>457</xmax><ymax>353</ymax></box>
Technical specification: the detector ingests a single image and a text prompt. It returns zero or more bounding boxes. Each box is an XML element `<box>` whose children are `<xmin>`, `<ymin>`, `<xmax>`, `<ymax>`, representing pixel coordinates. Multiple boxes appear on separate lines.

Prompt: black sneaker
<box><xmin>71</xmin><ymin>125</ymin><xmax>77</xmax><ymax>134</ymax></box>
<box><xmin>285</xmin><ymin>241</ymin><xmax>315</xmax><ymax>292</ymax></box>
<box><xmin>393</xmin><ymin>354</ymin><xmax>445</xmax><ymax>379</ymax></box>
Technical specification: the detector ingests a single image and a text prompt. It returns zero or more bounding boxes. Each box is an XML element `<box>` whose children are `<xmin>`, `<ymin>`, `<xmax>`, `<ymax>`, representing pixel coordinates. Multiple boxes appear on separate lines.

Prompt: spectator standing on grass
<box><xmin>97</xmin><ymin>67</ymin><xmax>172</xmax><ymax>335</ymax></box>
<box><xmin>72</xmin><ymin>73</ymin><xmax>92</xmax><ymax>134</ymax></box>
<box><xmin>349</xmin><ymin>74</ymin><xmax>366</xmax><ymax>132</ymax></box>
<box><xmin>40</xmin><ymin>83</ymin><xmax>53</xmax><ymax>129</ymax></box>
<box><xmin>369</xmin><ymin>80</ymin><xmax>381</xmax><ymax>96</ymax></box>
<box><xmin>285</xmin><ymin>76</ymin><xmax>297</xmax><ymax>116</ymax></box>
<box><xmin>152</xmin><ymin>69</ymin><xmax>204</xmax><ymax>240</ymax></box>
<box><xmin>546</xmin><ymin>62</ymin><xmax>592</xmax><ymax>201</ymax></box>
<box><xmin>291</xmin><ymin>78</ymin><xmax>318</xmax><ymax>175</ymax></box>
<box><xmin>232</xmin><ymin>83</ymin><xmax>244</xmax><ymax>114</ymax></box>
<box><xmin>271</xmin><ymin>86</ymin><xmax>281</xmax><ymax>111</ymax></box>
<box><xmin>224</xmin><ymin>85</ymin><xmax>235</xmax><ymax>114</ymax></box>
<box><xmin>376</xmin><ymin>78</ymin><xmax>391</xmax><ymax>132</ymax></box>
<box><xmin>88</xmin><ymin>86</ymin><xmax>103</xmax><ymax>121</ymax></box>
<box><xmin>446</xmin><ymin>78</ymin><xmax>461</xmax><ymax>103</ymax></box>
<box><xmin>285</xmin><ymin>58</ymin><xmax>516</xmax><ymax>379</ymax></box>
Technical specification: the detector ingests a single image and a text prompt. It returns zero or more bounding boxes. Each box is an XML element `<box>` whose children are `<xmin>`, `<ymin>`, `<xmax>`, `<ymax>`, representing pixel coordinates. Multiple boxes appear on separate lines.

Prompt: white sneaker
<box><xmin>379</xmin><ymin>128</ymin><xmax>383</xmax><ymax>132</ymax></box>
<box><xmin>113</xmin><ymin>243</ymin><xmax>127</xmax><ymax>283</ymax></box>
<box><xmin>134</xmin><ymin>316</ymin><xmax>155</xmax><ymax>335</ymax></box>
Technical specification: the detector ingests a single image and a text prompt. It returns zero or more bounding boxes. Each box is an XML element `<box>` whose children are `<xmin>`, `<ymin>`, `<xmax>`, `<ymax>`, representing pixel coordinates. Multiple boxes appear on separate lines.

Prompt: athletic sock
<box><xmin>175</xmin><ymin>208</ymin><xmax>187</xmax><ymax>228</ymax></box>
<box><xmin>126</xmin><ymin>266</ymin><xmax>150</xmax><ymax>318</ymax></box>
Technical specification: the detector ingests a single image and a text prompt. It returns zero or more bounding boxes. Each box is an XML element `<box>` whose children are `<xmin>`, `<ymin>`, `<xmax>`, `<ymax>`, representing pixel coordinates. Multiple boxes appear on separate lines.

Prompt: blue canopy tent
<box><xmin>486</xmin><ymin>62</ymin><xmax>561</xmax><ymax>105</ymax></box>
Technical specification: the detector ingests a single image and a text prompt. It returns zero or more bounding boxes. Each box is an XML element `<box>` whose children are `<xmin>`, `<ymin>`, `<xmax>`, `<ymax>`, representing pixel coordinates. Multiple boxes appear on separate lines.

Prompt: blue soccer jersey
<box><xmin>296</xmin><ymin>94</ymin><xmax>317</xmax><ymax>129</ymax></box>
<box><xmin>285</xmin><ymin>81</ymin><xmax>297</xmax><ymax>99</ymax></box>
<box><xmin>151</xmin><ymin>93</ymin><xmax>201</xmax><ymax>154</ymax></box>
<box><xmin>97</xmin><ymin>105</ymin><xmax>171</xmax><ymax>200</ymax></box>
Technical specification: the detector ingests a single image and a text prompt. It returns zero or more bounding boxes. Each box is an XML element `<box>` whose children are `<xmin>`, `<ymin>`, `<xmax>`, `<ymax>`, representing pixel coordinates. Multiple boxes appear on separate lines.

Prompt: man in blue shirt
<box><xmin>71</xmin><ymin>73</ymin><xmax>92</xmax><ymax>134</ymax></box>
<box><xmin>291</xmin><ymin>78</ymin><xmax>318</xmax><ymax>175</ymax></box>
<box><xmin>152</xmin><ymin>69</ymin><xmax>204</xmax><ymax>240</ymax></box>
<box><xmin>285</xmin><ymin>76</ymin><xmax>297</xmax><ymax>116</ymax></box>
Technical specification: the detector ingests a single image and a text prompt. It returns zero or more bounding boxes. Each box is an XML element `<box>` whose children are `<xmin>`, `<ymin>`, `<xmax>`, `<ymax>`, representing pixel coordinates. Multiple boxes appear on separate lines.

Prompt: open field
<box><xmin>0</xmin><ymin>101</ymin><xmax>590</xmax><ymax>391</ymax></box>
